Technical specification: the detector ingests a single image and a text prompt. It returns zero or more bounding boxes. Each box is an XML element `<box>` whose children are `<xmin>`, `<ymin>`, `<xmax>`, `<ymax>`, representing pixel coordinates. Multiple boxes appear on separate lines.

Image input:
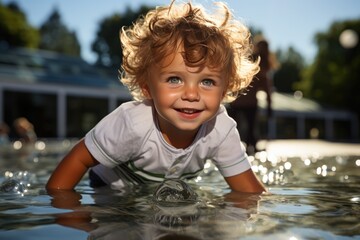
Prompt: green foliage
<box><xmin>0</xmin><ymin>2</ymin><xmax>39</xmax><ymax>48</ymax></box>
<box><xmin>296</xmin><ymin>19</ymin><xmax>360</xmax><ymax>113</ymax></box>
<box><xmin>273</xmin><ymin>47</ymin><xmax>305</xmax><ymax>93</ymax></box>
<box><xmin>39</xmin><ymin>9</ymin><xmax>81</xmax><ymax>56</ymax></box>
<box><xmin>91</xmin><ymin>6</ymin><xmax>152</xmax><ymax>70</ymax></box>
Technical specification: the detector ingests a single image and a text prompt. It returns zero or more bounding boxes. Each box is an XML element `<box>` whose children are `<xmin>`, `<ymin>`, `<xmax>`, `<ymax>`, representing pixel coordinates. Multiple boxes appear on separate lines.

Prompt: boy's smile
<box><xmin>175</xmin><ymin>108</ymin><xmax>202</xmax><ymax>120</ymax></box>
<box><xmin>144</xmin><ymin>48</ymin><xmax>227</xmax><ymax>147</ymax></box>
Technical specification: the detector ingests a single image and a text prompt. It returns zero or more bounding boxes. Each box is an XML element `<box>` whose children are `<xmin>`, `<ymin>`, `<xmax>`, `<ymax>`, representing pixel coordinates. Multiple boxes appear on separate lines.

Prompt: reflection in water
<box><xmin>153</xmin><ymin>203</ymin><xmax>200</xmax><ymax>228</ymax></box>
<box><xmin>0</xmin><ymin>140</ymin><xmax>360</xmax><ymax>239</ymax></box>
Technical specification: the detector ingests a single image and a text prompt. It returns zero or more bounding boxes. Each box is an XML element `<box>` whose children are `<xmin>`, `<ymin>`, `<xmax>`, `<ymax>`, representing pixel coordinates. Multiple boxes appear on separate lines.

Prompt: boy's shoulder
<box><xmin>116</xmin><ymin>99</ymin><xmax>155</xmax><ymax>130</ymax></box>
<box><xmin>119</xmin><ymin>100</ymin><xmax>153</xmax><ymax>113</ymax></box>
<box><xmin>216</xmin><ymin>104</ymin><xmax>236</xmax><ymax>126</ymax></box>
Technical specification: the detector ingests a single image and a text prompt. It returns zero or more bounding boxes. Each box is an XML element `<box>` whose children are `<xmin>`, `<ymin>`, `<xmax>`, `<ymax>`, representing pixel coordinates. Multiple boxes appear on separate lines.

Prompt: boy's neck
<box><xmin>153</xmin><ymin>110</ymin><xmax>200</xmax><ymax>149</ymax></box>
<box><xmin>161</xmin><ymin>129</ymin><xmax>198</xmax><ymax>149</ymax></box>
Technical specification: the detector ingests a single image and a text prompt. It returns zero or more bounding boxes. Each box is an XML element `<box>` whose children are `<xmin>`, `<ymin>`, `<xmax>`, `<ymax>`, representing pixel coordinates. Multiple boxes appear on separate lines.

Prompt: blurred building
<box><xmin>0</xmin><ymin>47</ymin><xmax>358</xmax><ymax>141</ymax></box>
<box><xmin>256</xmin><ymin>91</ymin><xmax>359</xmax><ymax>141</ymax></box>
<box><xmin>0</xmin><ymin>47</ymin><xmax>132</xmax><ymax>139</ymax></box>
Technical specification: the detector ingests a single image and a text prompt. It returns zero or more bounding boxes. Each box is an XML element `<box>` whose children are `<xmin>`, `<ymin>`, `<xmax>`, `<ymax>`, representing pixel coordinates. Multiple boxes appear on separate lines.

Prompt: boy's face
<box><xmin>144</xmin><ymin>49</ymin><xmax>227</xmax><ymax>134</ymax></box>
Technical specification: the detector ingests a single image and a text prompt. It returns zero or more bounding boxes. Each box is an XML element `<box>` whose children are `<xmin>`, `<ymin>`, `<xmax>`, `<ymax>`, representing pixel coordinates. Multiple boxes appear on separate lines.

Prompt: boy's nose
<box><xmin>181</xmin><ymin>84</ymin><xmax>200</xmax><ymax>101</ymax></box>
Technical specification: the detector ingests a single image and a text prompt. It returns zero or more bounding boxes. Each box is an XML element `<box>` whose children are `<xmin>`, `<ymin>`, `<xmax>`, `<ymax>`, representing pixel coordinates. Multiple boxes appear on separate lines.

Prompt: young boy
<box><xmin>46</xmin><ymin>1</ymin><xmax>266</xmax><ymax>193</ymax></box>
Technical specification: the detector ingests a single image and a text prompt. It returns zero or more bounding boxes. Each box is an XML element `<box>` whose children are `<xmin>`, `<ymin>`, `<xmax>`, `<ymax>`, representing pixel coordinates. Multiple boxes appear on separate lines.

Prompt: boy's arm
<box><xmin>46</xmin><ymin>139</ymin><xmax>99</xmax><ymax>190</ymax></box>
<box><xmin>224</xmin><ymin>169</ymin><xmax>266</xmax><ymax>193</ymax></box>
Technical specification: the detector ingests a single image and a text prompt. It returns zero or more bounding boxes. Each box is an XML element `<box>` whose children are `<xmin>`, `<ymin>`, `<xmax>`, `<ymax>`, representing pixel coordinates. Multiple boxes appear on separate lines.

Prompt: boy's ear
<box><xmin>141</xmin><ymin>84</ymin><xmax>152</xmax><ymax>99</ymax></box>
<box><xmin>222</xmin><ymin>86</ymin><xmax>229</xmax><ymax>99</ymax></box>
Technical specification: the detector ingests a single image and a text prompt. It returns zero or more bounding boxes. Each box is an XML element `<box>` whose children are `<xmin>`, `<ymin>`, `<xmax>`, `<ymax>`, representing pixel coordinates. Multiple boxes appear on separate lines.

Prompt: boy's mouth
<box><xmin>176</xmin><ymin>108</ymin><xmax>202</xmax><ymax>114</ymax></box>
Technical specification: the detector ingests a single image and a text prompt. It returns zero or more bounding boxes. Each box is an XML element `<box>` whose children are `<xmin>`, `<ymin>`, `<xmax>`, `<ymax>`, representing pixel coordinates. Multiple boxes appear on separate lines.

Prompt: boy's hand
<box><xmin>224</xmin><ymin>169</ymin><xmax>266</xmax><ymax>193</ymax></box>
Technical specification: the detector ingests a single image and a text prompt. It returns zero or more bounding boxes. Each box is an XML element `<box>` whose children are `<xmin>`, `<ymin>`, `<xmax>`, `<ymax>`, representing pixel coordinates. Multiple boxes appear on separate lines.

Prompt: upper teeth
<box><xmin>182</xmin><ymin>109</ymin><xmax>196</xmax><ymax>113</ymax></box>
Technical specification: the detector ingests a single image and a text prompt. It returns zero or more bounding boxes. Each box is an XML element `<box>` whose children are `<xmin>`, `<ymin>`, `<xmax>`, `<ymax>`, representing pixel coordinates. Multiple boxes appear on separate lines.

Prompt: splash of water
<box><xmin>0</xmin><ymin>171</ymin><xmax>36</xmax><ymax>195</ymax></box>
<box><xmin>0</xmin><ymin>179</ymin><xmax>26</xmax><ymax>194</ymax></box>
<box><xmin>152</xmin><ymin>179</ymin><xmax>201</xmax><ymax>227</ymax></box>
<box><xmin>153</xmin><ymin>178</ymin><xmax>199</xmax><ymax>205</ymax></box>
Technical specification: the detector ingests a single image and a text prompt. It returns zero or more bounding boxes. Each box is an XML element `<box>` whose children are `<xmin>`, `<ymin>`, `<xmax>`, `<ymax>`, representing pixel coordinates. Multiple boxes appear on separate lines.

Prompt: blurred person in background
<box><xmin>0</xmin><ymin>122</ymin><xmax>10</xmax><ymax>145</ymax></box>
<box><xmin>229</xmin><ymin>37</ymin><xmax>277</xmax><ymax>155</ymax></box>
<box><xmin>13</xmin><ymin>117</ymin><xmax>37</xmax><ymax>143</ymax></box>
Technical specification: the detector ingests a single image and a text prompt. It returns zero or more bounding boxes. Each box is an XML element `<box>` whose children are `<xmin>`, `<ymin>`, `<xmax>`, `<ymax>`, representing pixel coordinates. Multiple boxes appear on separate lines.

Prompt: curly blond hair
<box><xmin>120</xmin><ymin>1</ymin><xmax>259</xmax><ymax>101</ymax></box>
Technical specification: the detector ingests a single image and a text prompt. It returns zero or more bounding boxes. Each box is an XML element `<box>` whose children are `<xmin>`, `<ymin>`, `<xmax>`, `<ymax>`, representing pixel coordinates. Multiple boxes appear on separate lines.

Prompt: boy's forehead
<box><xmin>154</xmin><ymin>47</ymin><xmax>223</xmax><ymax>73</ymax></box>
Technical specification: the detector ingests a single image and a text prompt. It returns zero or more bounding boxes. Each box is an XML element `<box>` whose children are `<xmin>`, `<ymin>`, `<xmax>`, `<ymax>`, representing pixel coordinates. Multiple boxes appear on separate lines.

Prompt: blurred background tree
<box><xmin>273</xmin><ymin>47</ymin><xmax>305</xmax><ymax>93</ymax></box>
<box><xmin>1</xmin><ymin>0</ymin><xmax>359</xmax><ymax>119</ymax></box>
<box><xmin>295</xmin><ymin>19</ymin><xmax>360</xmax><ymax>115</ymax></box>
<box><xmin>0</xmin><ymin>2</ymin><xmax>39</xmax><ymax>48</ymax></box>
<box><xmin>91</xmin><ymin>6</ymin><xmax>152</xmax><ymax>75</ymax></box>
<box><xmin>39</xmin><ymin>8</ymin><xmax>81</xmax><ymax>56</ymax></box>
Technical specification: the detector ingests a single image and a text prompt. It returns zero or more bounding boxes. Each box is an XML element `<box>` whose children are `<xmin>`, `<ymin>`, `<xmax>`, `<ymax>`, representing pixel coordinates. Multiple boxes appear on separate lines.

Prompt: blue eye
<box><xmin>167</xmin><ymin>76</ymin><xmax>182</xmax><ymax>84</ymax></box>
<box><xmin>201</xmin><ymin>79</ymin><xmax>215</xmax><ymax>87</ymax></box>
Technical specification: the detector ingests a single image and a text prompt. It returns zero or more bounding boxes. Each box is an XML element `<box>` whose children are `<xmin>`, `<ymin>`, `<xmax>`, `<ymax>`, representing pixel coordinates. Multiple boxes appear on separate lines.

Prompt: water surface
<box><xmin>0</xmin><ymin>140</ymin><xmax>359</xmax><ymax>239</ymax></box>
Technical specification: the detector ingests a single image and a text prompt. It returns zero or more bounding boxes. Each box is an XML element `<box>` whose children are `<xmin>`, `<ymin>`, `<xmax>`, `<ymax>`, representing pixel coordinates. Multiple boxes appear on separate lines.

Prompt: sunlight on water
<box><xmin>0</xmin><ymin>140</ymin><xmax>359</xmax><ymax>239</ymax></box>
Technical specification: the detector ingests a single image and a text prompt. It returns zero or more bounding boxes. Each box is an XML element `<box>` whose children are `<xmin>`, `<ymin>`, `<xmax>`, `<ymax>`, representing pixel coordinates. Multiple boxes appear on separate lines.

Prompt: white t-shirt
<box><xmin>85</xmin><ymin>100</ymin><xmax>250</xmax><ymax>188</ymax></box>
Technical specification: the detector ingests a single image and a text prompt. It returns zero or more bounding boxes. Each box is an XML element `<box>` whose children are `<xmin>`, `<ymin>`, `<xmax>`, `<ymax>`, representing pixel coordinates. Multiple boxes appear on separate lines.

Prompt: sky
<box><xmin>3</xmin><ymin>0</ymin><xmax>360</xmax><ymax>64</ymax></box>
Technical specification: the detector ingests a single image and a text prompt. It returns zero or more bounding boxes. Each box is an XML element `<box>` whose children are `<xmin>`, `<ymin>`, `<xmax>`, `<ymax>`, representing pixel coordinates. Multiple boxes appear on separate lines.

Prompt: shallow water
<box><xmin>0</xmin><ymin>140</ymin><xmax>359</xmax><ymax>240</ymax></box>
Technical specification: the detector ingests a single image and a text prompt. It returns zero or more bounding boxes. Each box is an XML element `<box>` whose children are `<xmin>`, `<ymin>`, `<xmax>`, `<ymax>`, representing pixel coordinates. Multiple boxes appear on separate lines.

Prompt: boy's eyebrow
<box><xmin>159</xmin><ymin>69</ymin><xmax>223</xmax><ymax>79</ymax></box>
